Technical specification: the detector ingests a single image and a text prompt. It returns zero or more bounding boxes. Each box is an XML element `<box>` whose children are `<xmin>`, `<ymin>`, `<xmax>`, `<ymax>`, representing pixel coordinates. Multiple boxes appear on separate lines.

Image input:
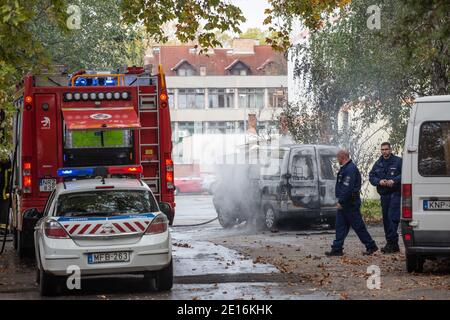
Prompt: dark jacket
<box><xmin>369</xmin><ymin>155</ymin><xmax>402</xmax><ymax>195</ymax></box>
<box><xmin>336</xmin><ymin>160</ymin><xmax>361</xmax><ymax>207</ymax></box>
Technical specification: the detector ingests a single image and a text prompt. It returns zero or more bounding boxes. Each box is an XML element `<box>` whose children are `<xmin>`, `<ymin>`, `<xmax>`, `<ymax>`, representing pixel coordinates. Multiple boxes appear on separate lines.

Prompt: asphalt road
<box><xmin>1</xmin><ymin>194</ymin><xmax>448</xmax><ymax>300</ymax></box>
<box><xmin>0</xmin><ymin>194</ymin><xmax>336</xmax><ymax>300</ymax></box>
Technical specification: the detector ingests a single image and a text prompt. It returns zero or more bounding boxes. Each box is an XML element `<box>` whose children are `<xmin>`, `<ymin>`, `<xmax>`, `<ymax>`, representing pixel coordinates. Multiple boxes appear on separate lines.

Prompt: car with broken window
<box><xmin>31</xmin><ymin>173</ymin><xmax>173</xmax><ymax>296</ymax></box>
<box><xmin>213</xmin><ymin>144</ymin><xmax>339</xmax><ymax>230</ymax></box>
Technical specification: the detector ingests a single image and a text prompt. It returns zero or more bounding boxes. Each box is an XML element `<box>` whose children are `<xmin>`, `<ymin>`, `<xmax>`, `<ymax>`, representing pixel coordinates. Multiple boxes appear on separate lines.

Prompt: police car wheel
<box><xmin>39</xmin><ymin>268</ymin><xmax>60</xmax><ymax>296</ymax></box>
<box><xmin>264</xmin><ymin>206</ymin><xmax>278</xmax><ymax>230</ymax></box>
<box><xmin>154</xmin><ymin>260</ymin><xmax>173</xmax><ymax>291</ymax></box>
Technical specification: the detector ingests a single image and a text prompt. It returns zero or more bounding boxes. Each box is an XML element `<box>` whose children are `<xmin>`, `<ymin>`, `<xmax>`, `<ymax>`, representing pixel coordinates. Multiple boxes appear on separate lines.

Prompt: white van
<box><xmin>402</xmin><ymin>95</ymin><xmax>450</xmax><ymax>272</ymax></box>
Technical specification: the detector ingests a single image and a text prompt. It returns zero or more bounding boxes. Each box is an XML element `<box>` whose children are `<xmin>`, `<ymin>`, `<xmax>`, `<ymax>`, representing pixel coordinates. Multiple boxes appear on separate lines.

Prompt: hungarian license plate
<box><xmin>39</xmin><ymin>179</ymin><xmax>56</xmax><ymax>192</ymax></box>
<box><xmin>88</xmin><ymin>251</ymin><xmax>130</xmax><ymax>264</ymax></box>
<box><xmin>423</xmin><ymin>200</ymin><xmax>450</xmax><ymax>210</ymax></box>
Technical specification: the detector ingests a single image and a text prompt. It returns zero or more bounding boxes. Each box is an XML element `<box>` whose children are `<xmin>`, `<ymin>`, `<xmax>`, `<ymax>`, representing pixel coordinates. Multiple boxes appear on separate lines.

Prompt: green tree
<box><xmin>290</xmin><ymin>1</ymin><xmax>408</xmax><ymax>142</ymax></box>
<box><xmin>239</xmin><ymin>27</ymin><xmax>269</xmax><ymax>44</ymax></box>
<box><xmin>121</xmin><ymin>0</ymin><xmax>245</xmax><ymax>53</ymax></box>
<box><xmin>279</xmin><ymin>0</ymin><xmax>449</xmax><ymax>151</ymax></box>
<box><xmin>264</xmin><ymin>0</ymin><xmax>351</xmax><ymax>50</ymax></box>
<box><xmin>29</xmin><ymin>0</ymin><xmax>146</xmax><ymax>70</ymax></box>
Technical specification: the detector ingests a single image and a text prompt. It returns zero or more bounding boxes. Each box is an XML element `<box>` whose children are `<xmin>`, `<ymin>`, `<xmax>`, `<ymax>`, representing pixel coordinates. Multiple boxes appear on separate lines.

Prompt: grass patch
<box><xmin>361</xmin><ymin>199</ymin><xmax>382</xmax><ymax>224</ymax></box>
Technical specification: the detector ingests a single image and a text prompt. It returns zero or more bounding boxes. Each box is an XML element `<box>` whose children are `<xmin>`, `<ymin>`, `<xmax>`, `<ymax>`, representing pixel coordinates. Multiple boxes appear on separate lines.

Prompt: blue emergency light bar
<box><xmin>57</xmin><ymin>168</ymin><xmax>95</xmax><ymax>177</ymax></box>
<box><xmin>74</xmin><ymin>77</ymin><xmax>118</xmax><ymax>87</ymax></box>
<box><xmin>57</xmin><ymin>166</ymin><xmax>142</xmax><ymax>178</ymax></box>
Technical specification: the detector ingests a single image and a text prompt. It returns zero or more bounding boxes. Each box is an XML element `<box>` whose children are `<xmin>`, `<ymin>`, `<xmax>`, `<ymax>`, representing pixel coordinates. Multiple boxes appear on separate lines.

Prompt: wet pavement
<box><xmin>0</xmin><ymin>194</ymin><xmax>337</xmax><ymax>300</ymax></box>
<box><xmin>2</xmin><ymin>194</ymin><xmax>447</xmax><ymax>300</ymax></box>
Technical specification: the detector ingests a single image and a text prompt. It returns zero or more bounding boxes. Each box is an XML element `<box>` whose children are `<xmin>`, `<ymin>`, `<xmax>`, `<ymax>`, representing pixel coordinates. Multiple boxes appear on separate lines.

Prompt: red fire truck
<box><xmin>10</xmin><ymin>65</ymin><xmax>175</xmax><ymax>256</ymax></box>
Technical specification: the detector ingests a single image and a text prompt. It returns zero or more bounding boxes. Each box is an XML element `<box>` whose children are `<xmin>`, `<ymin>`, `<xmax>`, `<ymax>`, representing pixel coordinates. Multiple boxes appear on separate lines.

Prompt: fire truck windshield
<box><xmin>66</xmin><ymin>129</ymin><xmax>131</xmax><ymax>148</ymax></box>
<box><xmin>64</xmin><ymin>128</ymin><xmax>134</xmax><ymax>167</ymax></box>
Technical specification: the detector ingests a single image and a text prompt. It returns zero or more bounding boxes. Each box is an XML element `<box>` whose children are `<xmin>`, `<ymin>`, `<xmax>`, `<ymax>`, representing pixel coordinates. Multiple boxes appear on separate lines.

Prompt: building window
<box><xmin>174</xmin><ymin>61</ymin><xmax>196</xmax><ymax>76</ymax></box>
<box><xmin>200</xmin><ymin>66</ymin><xmax>207</xmax><ymax>76</ymax></box>
<box><xmin>236</xmin><ymin>121</ymin><xmax>245</xmax><ymax>133</ymax></box>
<box><xmin>208</xmin><ymin>89</ymin><xmax>235</xmax><ymax>108</ymax></box>
<box><xmin>206</xmin><ymin>121</ymin><xmax>235</xmax><ymax>134</ymax></box>
<box><xmin>227</xmin><ymin>61</ymin><xmax>251</xmax><ymax>76</ymax></box>
<box><xmin>178</xmin><ymin>89</ymin><xmax>205</xmax><ymax>109</ymax></box>
<box><xmin>238</xmin><ymin>88</ymin><xmax>264</xmax><ymax>109</ymax></box>
<box><xmin>177</xmin><ymin>68</ymin><xmax>196</xmax><ymax>76</ymax></box>
<box><xmin>177</xmin><ymin>122</ymin><xmax>195</xmax><ymax>138</ymax></box>
<box><xmin>167</xmin><ymin>89</ymin><xmax>174</xmax><ymax>108</ymax></box>
<box><xmin>257</xmin><ymin>121</ymin><xmax>278</xmax><ymax>136</ymax></box>
<box><xmin>268</xmin><ymin>88</ymin><xmax>286</xmax><ymax>108</ymax></box>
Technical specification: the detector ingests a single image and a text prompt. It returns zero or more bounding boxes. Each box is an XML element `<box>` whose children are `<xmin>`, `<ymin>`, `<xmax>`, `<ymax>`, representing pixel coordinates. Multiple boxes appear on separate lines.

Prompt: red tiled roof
<box><xmin>148</xmin><ymin>45</ymin><xmax>287</xmax><ymax>76</ymax></box>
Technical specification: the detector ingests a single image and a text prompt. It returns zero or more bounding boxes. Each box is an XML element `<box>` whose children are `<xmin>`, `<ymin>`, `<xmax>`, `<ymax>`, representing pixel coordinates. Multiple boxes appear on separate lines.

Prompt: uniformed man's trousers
<box><xmin>332</xmin><ymin>202</ymin><xmax>376</xmax><ymax>251</ymax></box>
<box><xmin>380</xmin><ymin>192</ymin><xmax>401</xmax><ymax>243</ymax></box>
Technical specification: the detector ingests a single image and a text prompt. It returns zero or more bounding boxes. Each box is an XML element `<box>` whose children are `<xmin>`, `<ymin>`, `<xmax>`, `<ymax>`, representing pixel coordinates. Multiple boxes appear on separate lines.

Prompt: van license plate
<box><xmin>423</xmin><ymin>200</ymin><xmax>450</xmax><ymax>210</ymax></box>
<box><xmin>88</xmin><ymin>251</ymin><xmax>130</xmax><ymax>264</ymax></box>
<box><xmin>39</xmin><ymin>179</ymin><xmax>56</xmax><ymax>192</ymax></box>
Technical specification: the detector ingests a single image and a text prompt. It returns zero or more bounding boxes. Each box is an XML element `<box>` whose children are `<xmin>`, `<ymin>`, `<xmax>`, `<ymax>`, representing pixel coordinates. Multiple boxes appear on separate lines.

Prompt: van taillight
<box><xmin>402</xmin><ymin>183</ymin><xmax>412</xmax><ymax>219</ymax></box>
<box><xmin>44</xmin><ymin>220</ymin><xmax>69</xmax><ymax>239</ymax></box>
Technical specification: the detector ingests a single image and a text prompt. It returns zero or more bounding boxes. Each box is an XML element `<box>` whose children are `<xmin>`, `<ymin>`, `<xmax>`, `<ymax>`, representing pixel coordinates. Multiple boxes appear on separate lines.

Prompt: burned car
<box><xmin>213</xmin><ymin>144</ymin><xmax>339</xmax><ymax>230</ymax></box>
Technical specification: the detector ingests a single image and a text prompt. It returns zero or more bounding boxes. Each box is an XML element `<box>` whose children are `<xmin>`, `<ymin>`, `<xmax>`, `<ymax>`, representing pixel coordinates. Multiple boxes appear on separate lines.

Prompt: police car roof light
<box><xmin>108</xmin><ymin>165</ymin><xmax>142</xmax><ymax>175</ymax></box>
<box><xmin>57</xmin><ymin>167</ymin><xmax>95</xmax><ymax>177</ymax></box>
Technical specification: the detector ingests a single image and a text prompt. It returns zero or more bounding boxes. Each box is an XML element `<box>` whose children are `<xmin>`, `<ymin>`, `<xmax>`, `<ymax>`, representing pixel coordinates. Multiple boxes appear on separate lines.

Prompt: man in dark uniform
<box><xmin>326</xmin><ymin>149</ymin><xmax>378</xmax><ymax>256</ymax></box>
<box><xmin>369</xmin><ymin>142</ymin><xmax>402</xmax><ymax>253</ymax></box>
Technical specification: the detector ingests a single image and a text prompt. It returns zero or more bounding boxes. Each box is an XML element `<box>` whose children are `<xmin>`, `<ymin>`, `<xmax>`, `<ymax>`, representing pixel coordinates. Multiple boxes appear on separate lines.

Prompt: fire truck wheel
<box><xmin>12</xmin><ymin>228</ymin><xmax>18</xmax><ymax>250</ymax></box>
<box><xmin>39</xmin><ymin>268</ymin><xmax>61</xmax><ymax>296</ymax></box>
<box><xmin>154</xmin><ymin>259</ymin><xmax>173</xmax><ymax>292</ymax></box>
<box><xmin>16</xmin><ymin>230</ymin><xmax>27</xmax><ymax>258</ymax></box>
<box><xmin>264</xmin><ymin>206</ymin><xmax>279</xmax><ymax>231</ymax></box>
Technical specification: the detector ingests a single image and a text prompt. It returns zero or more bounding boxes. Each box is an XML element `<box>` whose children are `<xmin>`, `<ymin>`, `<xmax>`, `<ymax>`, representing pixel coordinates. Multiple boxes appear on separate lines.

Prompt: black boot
<box><xmin>363</xmin><ymin>245</ymin><xmax>379</xmax><ymax>255</ymax></box>
<box><xmin>381</xmin><ymin>241</ymin><xmax>392</xmax><ymax>253</ymax></box>
<box><xmin>382</xmin><ymin>241</ymin><xmax>400</xmax><ymax>254</ymax></box>
<box><xmin>325</xmin><ymin>249</ymin><xmax>344</xmax><ymax>256</ymax></box>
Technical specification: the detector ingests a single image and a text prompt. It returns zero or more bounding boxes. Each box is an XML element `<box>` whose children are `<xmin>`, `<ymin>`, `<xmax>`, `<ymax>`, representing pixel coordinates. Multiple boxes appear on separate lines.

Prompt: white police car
<box><xmin>33</xmin><ymin>170</ymin><xmax>172</xmax><ymax>296</ymax></box>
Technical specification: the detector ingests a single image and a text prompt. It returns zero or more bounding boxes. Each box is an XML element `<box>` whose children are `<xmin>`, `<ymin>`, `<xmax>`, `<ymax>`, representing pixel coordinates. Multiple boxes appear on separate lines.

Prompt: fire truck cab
<box><xmin>11</xmin><ymin>65</ymin><xmax>175</xmax><ymax>257</ymax></box>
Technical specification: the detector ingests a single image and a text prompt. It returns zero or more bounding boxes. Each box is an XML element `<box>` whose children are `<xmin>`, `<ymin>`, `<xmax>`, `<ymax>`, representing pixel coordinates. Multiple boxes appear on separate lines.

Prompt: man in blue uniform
<box><xmin>326</xmin><ymin>149</ymin><xmax>378</xmax><ymax>256</ymax></box>
<box><xmin>369</xmin><ymin>142</ymin><xmax>402</xmax><ymax>254</ymax></box>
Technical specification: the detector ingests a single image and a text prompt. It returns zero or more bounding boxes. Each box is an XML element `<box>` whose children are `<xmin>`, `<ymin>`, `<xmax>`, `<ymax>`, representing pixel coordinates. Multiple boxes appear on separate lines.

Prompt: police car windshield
<box><xmin>56</xmin><ymin>190</ymin><xmax>157</xmax><ymax>217</ymax></box>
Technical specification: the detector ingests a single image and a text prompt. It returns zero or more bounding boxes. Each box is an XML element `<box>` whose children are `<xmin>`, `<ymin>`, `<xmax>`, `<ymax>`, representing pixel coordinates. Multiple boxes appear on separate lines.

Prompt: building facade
<box><xmin>145</xmin><ymin>39</ymin><xmax>288</xmax><ymax>164</ymax></box>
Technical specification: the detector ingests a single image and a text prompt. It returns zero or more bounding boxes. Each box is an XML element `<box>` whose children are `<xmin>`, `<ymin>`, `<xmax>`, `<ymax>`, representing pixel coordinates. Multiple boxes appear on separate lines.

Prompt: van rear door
<box><xmin>412</xmin><ymin>102</ymin><xmax>450</xmax><ymax>243</ymax></box>
<box><xmin>315</xmin><ymin>146</ymin><xmax>338</xmax><ymax>209</ymax></box>
<box><xmin>288</xmin><ymin>146</ymin><xmax>320</xmax><ymax>211</ymax></box>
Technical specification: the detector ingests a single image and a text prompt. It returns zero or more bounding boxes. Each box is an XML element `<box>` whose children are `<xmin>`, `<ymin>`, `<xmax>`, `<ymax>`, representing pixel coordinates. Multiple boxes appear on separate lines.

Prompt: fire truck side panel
<box><xmin>34</xmin><ymin>94</ymin><xmax>59</xmax><ymax>197</ymax></box>
<box><xmin>157</xmin><ymin>74</ymin><xmax>175</xmax><ymax>214</ymax></box>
